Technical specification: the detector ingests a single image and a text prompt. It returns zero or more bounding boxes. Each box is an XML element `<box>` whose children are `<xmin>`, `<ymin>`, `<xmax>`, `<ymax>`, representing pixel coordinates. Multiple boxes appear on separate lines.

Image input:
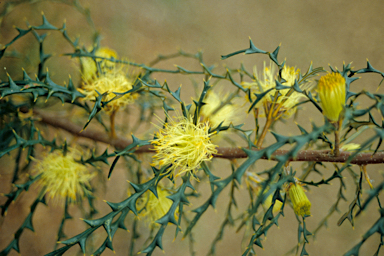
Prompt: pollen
<box><xmin>317</xmin><ymin>72</ymin><xmax>346</xmax><ymax>122</ymax></box>
<box><xmin>150</xmin><ymin>114</ymin><xmax>218</xmax><ymax>178</ymax></box>
<box><xmin>32</xmin><ymin>148</ymin><xmax>94</xmax><ymax>204</ymax></box>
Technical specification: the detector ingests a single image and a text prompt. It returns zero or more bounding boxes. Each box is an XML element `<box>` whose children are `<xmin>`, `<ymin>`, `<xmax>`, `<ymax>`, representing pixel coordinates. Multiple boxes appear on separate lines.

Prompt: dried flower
<box><xmin>137</xmin><ymin>186</ymin><xmax>174</xmax><ymax>225</ymax></box>
<box><xmin>317</xmin><ymin>72</ymin><xmax>346</xmax><ymax>122</ymax></box>
<box><xmin>288</xmin><ymin>182</ymin><xmax>311</xmax><ymax>216</ymax></box>
<box><xmin>32</xmin><ymin>148</ymin><xmax>94</xmax><ymax>204</ymax></box>
<box><xmin>80</xmin><ymin>47</ymin><xmax>117</xmax><ymax>84</ymax></box>
<box><xmin>151</xmin><ymin>114</ymin><xmax>218</xmax><ymax>178</ymax></box>
<box><xmin>243</xmin><ymin>62</ymin><xmax>313</xmax><ymax>118</ymax></box>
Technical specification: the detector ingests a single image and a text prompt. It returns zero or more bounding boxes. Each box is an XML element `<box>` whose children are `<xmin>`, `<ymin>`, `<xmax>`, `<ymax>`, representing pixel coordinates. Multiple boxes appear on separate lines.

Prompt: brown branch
<box><xmin>33</xmin><ymin>109</ymin><xmax>384</xmax><ymax>165</ymax></box>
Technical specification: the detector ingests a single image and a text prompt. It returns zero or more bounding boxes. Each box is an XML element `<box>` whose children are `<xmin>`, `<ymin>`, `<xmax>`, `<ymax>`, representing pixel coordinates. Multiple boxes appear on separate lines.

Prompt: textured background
<box><xmin>1</xmin><ymin>0</ymin><xmax>384</xmax><ymax>255</ymax></box>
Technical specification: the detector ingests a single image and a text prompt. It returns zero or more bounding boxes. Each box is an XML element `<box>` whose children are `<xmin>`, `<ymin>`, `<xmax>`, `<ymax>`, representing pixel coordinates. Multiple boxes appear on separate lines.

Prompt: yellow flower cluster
<box><xmin>288</xmin><ymin>182</ymin><xmax>311</xmax><ymax>216</ymax></box>
<box><xmin>137</xmin><ymin>186</ymin><xmax>174</xmax><ymax>225</ymax></box>
<box><xmin>79</xmin><ymin>71</ymin><xmax>137</xmax><ymax>114</ymax></box>
<box><xmin>317</xmin><ymin>72</ymin><xmax>346</xmax><ymax>122</ymax></box>
<box><xmin>244</xmin><ymin>62</ymin><xmax>313</xmax><ymax>118</ymax></box>
<box><xmin>80</xmin><ymin>47</ymin><xmax>117</xmax><ymax>84</ymax></box>
<box><xmin>78</xmin><ymin>47</ymin><xmax>137</xmax><ymax>114</ymax></box>
<box><xmin>151</xmin><ymin>114</ymin><xmax>218</xmax><ymax>178</ymax></box>
<box><xmin>200</xmin><ymin>90</ymin><xmax>239</xmax><ymax>128</ymax></box>
<box><xmin>32</xmin><ymin>148</ymin><xmax>94</xmax><ymax>204</ymax></box>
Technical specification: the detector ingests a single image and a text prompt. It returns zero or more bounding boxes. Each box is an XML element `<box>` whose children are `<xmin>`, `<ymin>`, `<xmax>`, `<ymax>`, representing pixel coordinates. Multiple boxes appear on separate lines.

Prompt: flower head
<box><xmin>80</xmin><ymin>47</ymin><xmax>117</xmax><ymax>84</ymax></box>
<box><xmin>200</xmin><ymin>90</ymin><xmax>240</xmax><ymax>128</ymax></box>
<box><xmin>151</xmin><ymin>114</ymin><xmax>218</xmax><ymax>178</ymax></box>
<box><xmin>243</xmin><ymin>62</ymin><xmax>313</xmax><ymax>118</ymax></box>
<box><xmin>32</xmin><ymin>148</ymin><xmax>94</xmax><ymax>204</ymax></box>
<box><xmin>288</xmin><ymin>182</ymin><xmax>311</xmax><ymax>216</ymax></box>
<box><xmin>137</xmin><ymin>186</ymin><xmax>174</xmax><ymax>225</ymax></box>
<box><xmin>79</xmin><ymin>70</ymin><xmax>137</xmax><ymax>113</ymax></box>
<box><xmin>317</xmin><ymin>72</ymin><xmax>346</xmax><ymax>122</ymax></box>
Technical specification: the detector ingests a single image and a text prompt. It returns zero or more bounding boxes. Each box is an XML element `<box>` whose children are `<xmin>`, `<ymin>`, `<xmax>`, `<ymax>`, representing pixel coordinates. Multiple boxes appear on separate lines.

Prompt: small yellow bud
<box><xmin>263</xmin><ymin>193</ymin><xmax>283</xmax><ymax>214</ymax></box>
<box><xmin>288</xmin><ymin>183</ymin><xmax>311</xmax><ymax>217</ymax></box>
<box><xmin>317</xmin><ymin>72</ymin><xmax>346</xmax><ymax>122</ymax></box>
<box><xmin>341</xmin><ymin>143</ymin><xmax>360</xmax><ymax>151</ymax></box>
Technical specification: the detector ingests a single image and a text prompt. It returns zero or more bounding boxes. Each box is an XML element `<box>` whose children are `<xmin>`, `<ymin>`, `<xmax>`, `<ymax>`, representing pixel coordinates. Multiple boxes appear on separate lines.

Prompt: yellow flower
<box><xmin>32</xmin><ymin>148</ymin><xmax>94</xmax><ymax>204</ymax></box>
<box><xmin>245</xmin><ymin>172</ymin><xmax>282</xmax><ymax>213</ymax></box>
<box><xmin>80</xmin><ymin>47</ymin><xmax>117</xmax><ymax>84</ymax></box>
<box><xmin>200</xmin><ymin>90</ymin><xmax>240</xmax><ymax>128</ymax></box>
<box><xmin>317</xmin><ymin>72</ymin><xmax>346</xmax><ymax>122</ymax></box>
<box><xmin>137</xmin><ymin>186</ymin><xmax>174</xmax><ymax>225</ymax></box>
<box><xmin>288</xmin><ymin>182</ymin><xmax>311</xmax><ymax>217</ymax></box>
<box><xmin>243</xmin><ymin>62</ymin><xmax>313</xmax><ymax>118</ymax></box>
<box><xmin>79</xmin><ymin>70</ymin><xmax>137</xmax><ymax>113</ymax></box>
<box><xmin>263</xmin><ymin>193</ymin><xmax>283</xmax><ymax>214</ymax></box>
<box><xmin>151</xmin><ymin>114</ymin><xmax>218</xmax><ymax>178</ymax></box>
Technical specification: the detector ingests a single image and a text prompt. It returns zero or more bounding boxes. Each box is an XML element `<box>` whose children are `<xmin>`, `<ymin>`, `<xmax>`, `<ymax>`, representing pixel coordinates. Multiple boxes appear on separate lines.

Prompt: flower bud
<box><xmin>288</xmin><ymin>183</ymin><xmax>311</xmax><ymax>216</ymax></box>
<box><xmin>317</xmin><ymin>72</ymin><xmax>346</xmax><ymax>122</ymax></box>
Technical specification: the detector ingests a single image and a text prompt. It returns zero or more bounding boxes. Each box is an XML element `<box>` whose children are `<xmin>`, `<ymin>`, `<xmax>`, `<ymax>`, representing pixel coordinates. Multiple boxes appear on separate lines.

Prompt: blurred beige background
<box><xmin>1</xmin><ymin>0</ymin><xmax>384</xmax><ymax>255</ymax></box>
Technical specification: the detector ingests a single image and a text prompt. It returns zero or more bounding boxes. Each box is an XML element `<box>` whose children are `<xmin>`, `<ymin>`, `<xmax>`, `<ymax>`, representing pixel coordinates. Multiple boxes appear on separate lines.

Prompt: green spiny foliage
<box><xmin>1</xmin><ymin>4</ymin><xmax>384</xmax><ymax>256</ymax></box>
